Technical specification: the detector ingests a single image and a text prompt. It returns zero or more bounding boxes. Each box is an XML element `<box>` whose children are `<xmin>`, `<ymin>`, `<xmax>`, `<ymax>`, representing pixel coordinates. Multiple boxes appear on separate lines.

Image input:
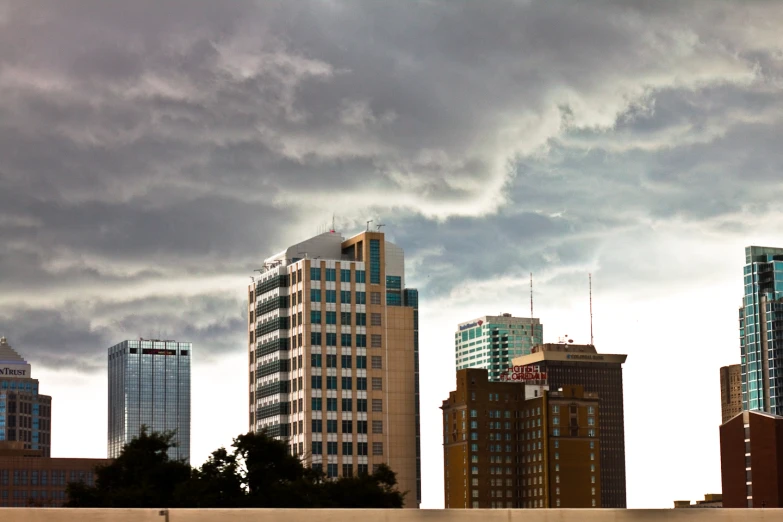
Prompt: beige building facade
<box><xmin>720</xmin><ymin>365</ymin><xmax>742</xmax><ymax>424</ymax></box>
<box><xmin>248</xmin><ymin>230</ymin><xmax>421</xmax><ymax>507</ymax></box>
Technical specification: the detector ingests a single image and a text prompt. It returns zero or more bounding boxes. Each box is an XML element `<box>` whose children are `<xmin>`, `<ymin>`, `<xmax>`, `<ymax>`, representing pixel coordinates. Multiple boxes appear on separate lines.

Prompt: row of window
<box><xmin>0</xmin><ymin>469</ymin><xmax>86</xmax><ymax>486</ymax></box>
<box><xmin>310</xmin><ymin>311</ymin><xmax>383</xmax><ymax>326</ymax></box>
<box><xmin>310</xmin><ymin>397</ymin><xmax>383</xmax><ymax>412</ymax></box>
<box><xmin>311</xmin><ymin>441</ymin><xmax>383</xmax><ymax>456</ymax></box>
<box><xmin>310</xmin><ymin>419</ymin><xmax>384</xmax><ymax>434</ymax></box>
<box><xmin>309</xmin><ymin>268</ymin><xmax>367</xmax><ymax>284</ymax></box>
<box><xmin>310</xmin><ymin>289</ymin><xmax>380</xmax><ymax>305</ymax></box>
<box><xmin>310</xmin><ymin>375</ymin><xmax>383</xmax><ymax>390</ymax></box>
<box><xmin>310</xmin><ymin>354</ymin><xmax>384</xmax><ymax>370</ymax></box>
<box><xmin>311</xmin><ymin>333</ymin><xmax>385</xmax><ymax>349</ymax></box>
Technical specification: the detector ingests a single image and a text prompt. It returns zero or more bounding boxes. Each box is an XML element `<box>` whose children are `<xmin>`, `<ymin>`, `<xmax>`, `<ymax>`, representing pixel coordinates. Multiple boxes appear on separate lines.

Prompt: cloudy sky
<box><xmin>2</xmin><ymin>0</ymin><xmax>783</xmax><ymax>508</ymax></box>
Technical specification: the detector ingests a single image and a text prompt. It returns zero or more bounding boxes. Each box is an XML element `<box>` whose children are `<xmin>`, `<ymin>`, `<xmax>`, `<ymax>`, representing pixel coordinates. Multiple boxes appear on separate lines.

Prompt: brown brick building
<box><xmin>441</xmin><ymin>368</ymin><xmax>601</xmax><ymax>509</ymax></box>
<box><xmin>720</xmin><ymin>365</ymin><xmax>742</xmax><ymax>424</ymax></box>
<box><xmin>720</xmin><ymin>410</ymin><xmax>783</xmax><ymax>508</ymax></box>
<box><xmin>512</xmin><ymin>343</ymin><xmax>627</xmax><ymax>508</ymax></box>
<box><xmin>0</xmin><ymin>442</ymin><xmax>110</xmax><ymax>507</ymax></box>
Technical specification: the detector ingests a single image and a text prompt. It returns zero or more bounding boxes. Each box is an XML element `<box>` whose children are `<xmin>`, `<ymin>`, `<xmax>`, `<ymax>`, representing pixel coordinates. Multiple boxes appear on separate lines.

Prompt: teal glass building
<box><xmin>455</xmin><ymin>314</ymin><xmax>543</xmax><ymax>381</ymax></box>
<box><xmin>108</xmin><ymin>339</ymin><xmax>191</xmax><ymax>461</ymax></box>
<box><xmin>740</xmin><ymin>246</ymin><xmax>783</xmax><ymax>413</ymax></box>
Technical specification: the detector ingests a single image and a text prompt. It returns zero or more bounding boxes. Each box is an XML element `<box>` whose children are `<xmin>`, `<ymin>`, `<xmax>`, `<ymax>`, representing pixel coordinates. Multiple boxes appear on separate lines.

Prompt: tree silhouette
<box><xmin>67</xmin><ymin>429</ymin><xmax>405</xmax><ymax>508</ymax></box>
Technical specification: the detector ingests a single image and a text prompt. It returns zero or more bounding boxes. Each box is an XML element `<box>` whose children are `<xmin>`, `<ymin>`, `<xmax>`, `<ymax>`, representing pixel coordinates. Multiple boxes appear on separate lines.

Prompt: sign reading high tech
<box><xmin>499</xmin><ymin>364</ymin><xmax>547</xmax><ymax>384</ymax></box>
<box><xmin>459</xmin><ymin>319</ymin><xmax>484</xmax><ymax>331</ymax></box>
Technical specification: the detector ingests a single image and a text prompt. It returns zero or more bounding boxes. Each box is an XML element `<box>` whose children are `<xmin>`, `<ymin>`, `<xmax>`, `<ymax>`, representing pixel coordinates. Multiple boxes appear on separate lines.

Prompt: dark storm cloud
<box><xmin>0</xmin><ymin>0</ymin><xmax>782</xmax><ymax>370</ymax></box>
<box><xmin>0</xmin><ymin>293</ymin><xmax>246</xmax><ymax>373</ymax></box>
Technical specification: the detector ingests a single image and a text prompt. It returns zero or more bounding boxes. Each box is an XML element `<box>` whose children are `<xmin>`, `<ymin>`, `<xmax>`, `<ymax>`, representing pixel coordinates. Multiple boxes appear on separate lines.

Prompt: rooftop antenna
<box><xmin>589</xmin><ymin>273</ymin><xmax>594</xmax><ymax>346</ymax></box>
<box><xmin>331</xmin><ymin>214</ymin><xmax>336</xmax><ymax>233</ymax></box>
<box><xmin>376</xmin><ymin>223</ymin><xmax>385</xmax><ymax>232</ymax></box>
<box><xmin>530</xmin><ymin>272</ymin><xmax>535</xmax><ymax>348</ymax></box>
<box><xmin>366</xmin><ymin>219</ymin><xmax>373</xmax><ymax>231</ymax></box>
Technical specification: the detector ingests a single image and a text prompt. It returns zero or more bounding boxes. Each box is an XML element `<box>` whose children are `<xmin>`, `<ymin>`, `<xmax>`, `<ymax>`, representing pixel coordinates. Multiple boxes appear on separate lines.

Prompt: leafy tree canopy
<box><xmin>67</xmin><ymin>429</ymin><xmax>405</xmax><ymax>508</ymax></box>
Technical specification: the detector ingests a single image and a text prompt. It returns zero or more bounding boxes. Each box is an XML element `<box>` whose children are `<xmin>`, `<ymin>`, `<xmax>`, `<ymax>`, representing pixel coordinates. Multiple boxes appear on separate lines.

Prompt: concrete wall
<box><xmin>2</xmin><ymin>509</ymin><xmax>783</xmax><ymax>522</ymax></box>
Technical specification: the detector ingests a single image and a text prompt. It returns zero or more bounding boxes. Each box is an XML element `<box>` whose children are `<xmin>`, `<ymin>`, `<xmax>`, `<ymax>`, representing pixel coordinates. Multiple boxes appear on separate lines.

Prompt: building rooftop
<box><xmin>0</xmin><ymin>337</ymin><xmax>28</xmax><ymax>365</ymax></box>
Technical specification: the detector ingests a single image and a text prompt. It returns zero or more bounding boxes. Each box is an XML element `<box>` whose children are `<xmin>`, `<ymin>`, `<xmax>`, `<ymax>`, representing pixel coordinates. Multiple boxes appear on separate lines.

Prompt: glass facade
<box><xmin>455</xmin><ymin>316</ymin><xmax>543</xmax><ymax>381</ymax></box>
<box><xmin>108</xmin><ymin>340</ymin><xmax>191</xmax><ymax>461</ymax></box>
<box><xmin>740</xmin><ymin>246</ymin><xmax>783</xmax><ymax>414</ymax></box>
<box><xmin>0</xmin><ymin>337</ymin><xmax>52</xmax><ymax>456</ymax></box>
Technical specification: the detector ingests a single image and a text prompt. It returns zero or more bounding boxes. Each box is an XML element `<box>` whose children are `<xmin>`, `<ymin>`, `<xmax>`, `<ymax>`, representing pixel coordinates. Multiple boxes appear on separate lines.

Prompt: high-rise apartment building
<box><xmin>721</xmin><ymin>364</ymin><xmax>743</xmax><ymax>424</ymax></box>
<box><xmin>108</xmin><ymin>339</ymin><xmax>191</xmax><ymax>461</ymax></box>
<box><xmin>247</xmin><ymin>230</ymin><xmax>421</xmax><ymax>507</ymax></box>
<box><xmin>455</xmin><ymin>314</ymin><xmax>542</xmax><ymax>381</ymax></box>
<box><xmin>0</xmin><ymin>337</ymin><xmax>52</xmax><ymax>456</ymax></box>
<box><xmin>740</xmin><ymin>246</ymin><xmax>783</xmax><ymax>414</ymax></box>
<box><xmin>720</xmin><ymin>410</ymin><xmax>783</xmax><ymax>507</ymax></box>
<box><xmin>512</xmin><ymin>343</ymin><xmax>627</xmax><ymax>508</ymax></box>
<box><xmin>441</xmin><ymin>368</ymin><xmax>601</xmax><ymax>509</ymax></box>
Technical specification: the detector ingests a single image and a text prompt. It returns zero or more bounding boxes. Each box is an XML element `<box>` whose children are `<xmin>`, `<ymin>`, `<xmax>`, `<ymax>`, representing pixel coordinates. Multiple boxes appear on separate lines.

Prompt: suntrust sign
<box><xmin>459</xmin><ymin>319</ymin><xmax>484</xmax><ymax>331</ymax></box>
<box><xmin>0</xmin><ymin>366</ymin><xmax>28</xmax><ymax>377</ymax></box>
<box><xmin>499</xmin><ymin>365</ymin><xmax>547</xmax><ymax>384</ymax></box>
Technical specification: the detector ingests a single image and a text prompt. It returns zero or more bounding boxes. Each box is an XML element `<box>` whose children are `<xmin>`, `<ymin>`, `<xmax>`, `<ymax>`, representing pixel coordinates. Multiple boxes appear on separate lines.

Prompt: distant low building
<box><xmin>0</xmin><ymin>441</ymin><xmax>110</xmax><ymax>507</ymax></box>
<box><xmin>673</xmin><ymin>494</ymin><xmax>722</xmax><ymax>508</ymax></box>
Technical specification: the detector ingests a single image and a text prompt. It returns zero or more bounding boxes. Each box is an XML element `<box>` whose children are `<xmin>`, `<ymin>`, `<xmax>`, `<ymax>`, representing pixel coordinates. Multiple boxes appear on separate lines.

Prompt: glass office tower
<box><xmin>455</xmin><ymin>314</ymin><xmax>543</xmax><ymax>381</ymax></box>
<box><xmin>740</xmin><ymin>246</ymin><xmax>783</xmax><ymax>414</ymax></box>
<box><xmin>108</xmin><ymin>339</ymin><xmax>191</xmax><ymax>461</ymax></box>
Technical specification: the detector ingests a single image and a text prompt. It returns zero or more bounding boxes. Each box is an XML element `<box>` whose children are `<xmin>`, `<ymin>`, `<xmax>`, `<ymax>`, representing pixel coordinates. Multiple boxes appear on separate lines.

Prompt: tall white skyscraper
<box><xmin>248</xmin><ymin>230</ymin><xmax>421</xmax><ymax>507</ymax></box>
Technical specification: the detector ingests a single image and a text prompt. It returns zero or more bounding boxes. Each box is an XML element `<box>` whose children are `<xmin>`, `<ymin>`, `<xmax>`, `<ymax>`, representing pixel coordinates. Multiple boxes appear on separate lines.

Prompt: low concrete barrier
<box><xmin>1</xmin><ymin>508</ymin><xmax>782</xmax><ymax>522</ymax></box>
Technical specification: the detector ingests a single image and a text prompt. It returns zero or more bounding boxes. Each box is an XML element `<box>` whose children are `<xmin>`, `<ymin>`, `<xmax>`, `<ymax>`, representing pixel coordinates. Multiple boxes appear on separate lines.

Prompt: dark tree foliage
<box><xmin>66</xmin><ymin>429</ymin><xmax>405</xmax><ymax>508</ymax></box>
<box><xmin>66</xmin><ymin>427</ymin><xmax>191</xmax><ymax>507</ymax></box>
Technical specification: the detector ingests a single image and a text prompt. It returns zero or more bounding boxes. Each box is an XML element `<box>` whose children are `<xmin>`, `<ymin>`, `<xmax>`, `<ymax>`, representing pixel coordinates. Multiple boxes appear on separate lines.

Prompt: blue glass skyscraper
<box><xmin>108</xmin><ymin>339</ymin><xmax>191</xmax><ymax>461</ymax></box>
<box><xmin>740</xmin><ymin>246</ymin><xmax>783</xmax><ymax>414</ymax></box>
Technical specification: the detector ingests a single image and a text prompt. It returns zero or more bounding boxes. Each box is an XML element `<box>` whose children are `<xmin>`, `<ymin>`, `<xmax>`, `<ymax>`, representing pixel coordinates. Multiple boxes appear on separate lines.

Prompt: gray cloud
<box><xmin>0</xmin><ymin>0</ymin><xmax>781</xmax><ymax>371</ymax></box>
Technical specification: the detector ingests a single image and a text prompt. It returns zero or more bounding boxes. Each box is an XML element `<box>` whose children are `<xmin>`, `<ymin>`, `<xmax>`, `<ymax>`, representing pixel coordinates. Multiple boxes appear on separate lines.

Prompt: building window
<box><xmin>591</xmin><ymin>476</ymin><xmax>595</xmax><ymax>484</ymax></box>
<box><xmin>342</xmin><ymin>398</ymin><xmax>352</xmax><ymax>411</ymax></box>
<box><xmin>311</xmin><ymin>289</ymin><xmax>321</xmax><ymax>302</ymax></box>
<box><xmin>555</xmin><ymin>452</ymin><xmax>559</xmax><ymax>460</ymax></box>
<box><xmin>341</xmin><ymin>355</ymin><xmax>352</xmax><ymax>368</ymax></box>
<box><xmin>372</xmin><ymin>420</ymin><xmax>383</xmax><ymax>434</ymax></box>
<box><xmin>588</xmin><ymin>417</ymin><xmax>595</xmax><ymax>426</ymax></box>
<box><xmin>312</xmin><ymin>441</ymin><xmax>323</xmax><ymax>454</ymax></box>
<box><xmin>356</xmin><ymin>335</ymin><xmax>367</xmax><ymax>348</ymax></box>
<box><xmin>356</xmin><ymin>312</ymin><xmax>366</xmax><ymax>326</ymax></box>
<box><xmin>371</xmin><ymin>313</ymin><xmax>382</xmax><ymax>326</ymax></box>
<box><xmin>341</xmin><ymin>377</ymin><xmax>352</xmax><ymax>390</ymax></box>
<box><xmin>592</xmin><ymin>499</ymin><xmax>596</xmax><ymax>507</ymax></box>
<box><xmin>372</xmin><ymin>377</ymin><xmax>383</xmax><ymax>390</ymax></box>
<box><xmin>326</xmin><ymin>290</ymin><xmax>337</xmax><ymax>303</ymax></box>
<box><xmin>552</xmin><ymin>417</ymin><xmax>559</xmax><ymax>425</ymax></box>
<box><xmin>311</xmin><ymin>376</ymin><xmax>322</xmax><ymax>389</ymax></box>
<box><xmin>340</xmin><ymin>290</ymin><xmax>352</xmax><ymax>304</ymax></box>
<box><xmin>326</xmin><ymin>311</ymin><xmax>337</xmax><ymax>325</ymax></box>
<box><xmin>356</xmin><ymin>291</ymin><xmax>366</xmax><ymax>304</ymax></box>
<box><xmin>311</xmin><ymin>332</ymin><xmax>322</xmax><ymax>345</ymax></box>
<box><xmin>588</xmin><ymin>406</ymin><xmax>595</xmax><ymax>415</ymax></box>
<box><xmin>343</xmin><ymin>442</ymin><xmax>353</xmax><ymax>455</ymax></box>
<box><xmin>372</xmin><ymin>442</ymin><xmax>383</xmax><ymax>456</ymax></box>
<box><xmin>369</xmin><ymin>240</ymin><xmax>381</xmax><ymax>284</ymax></box>
<box><xmin>471</xmin><ymin>466</ymin><xmax>479</xmax><ymax>475</ymax></box>
<box><xmin>357</xmin><ymin>399</ymin><xmax>367</xmax><ymax>412</ymax></box>
<box><xmin>327</xmin><ymin>420</ymin><xmax>338</xmax><ymax>433</ymax></box>
<box><xmin>372</xmin><ymin>399</ymin><xmax>383</xmax><ymax>412</ymax></box>
<box><xmin>370</xmin><ymin>292</ymin><xmax>381</xmax><ymax>305</ymax></box>
<box><xmin>590</xmin><ymin>453</ymin><xmax>595</xmax><ymax>461</ymax></box>
<box><xmin>327</xmin><ymin>398</ymin><xmax>337</xmax><ymax>411</ymax></box>
<box><xmin>371</xmin><ymin>356</ymin><xmax>383</xmax><ymax>369</ymax></box>
<box><xmin>356</xmin><ymin>355</ymin><xmax>367</xmax><ymax>369</ymax></box>
<box><xmin>592</xmin><ymin>488</ymin><xmax>595</xmax><ymax>496</ymax></box>
<box><xmin>371</xmin><ymin>334</ymin><xmax>382</xmax><ymax>348</ymax></box>
<box><xmin>325</xmin><ymin>269</ymin><xmax>336</xmax><ymax>282</ymax></box>
<box><xmin>340</xmin><ymin>269</ymin><xmax>351</xmax><ymax>282</ymax></box>
<box><xmin>342</xmin><ymin>420</ymin><xmax>353</xmax><ymax>433</ymax></box>
<box><xmin>357</xmin><ymin>378</ymin><xmax>367</xmax><ymax>391</ymax></box>
<box><xmin>356</xmin><ymin>270</ymin><xmax>366</xmax><ymax>283</ymax></box>
<box><xmin>326</xmin><ymin>376</ymin><xmax>337</xmax><ymax>389</ymax></box>
<box><xmin>327</xmin><ymin>441</ymin><xmax>338</xmax><ymax>454</ymax></box>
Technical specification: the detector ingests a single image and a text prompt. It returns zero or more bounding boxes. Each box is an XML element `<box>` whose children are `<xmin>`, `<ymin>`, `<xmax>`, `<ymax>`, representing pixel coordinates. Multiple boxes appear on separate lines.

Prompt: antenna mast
<box><xmin>530</xmin><ymin>273</ymin><xmax>535</xmax><ymax>348</ymax></box>
<box><xmin>589</xmin><ymin>273</ymin><xmax>594</xmax><ymax>346</ymax></box>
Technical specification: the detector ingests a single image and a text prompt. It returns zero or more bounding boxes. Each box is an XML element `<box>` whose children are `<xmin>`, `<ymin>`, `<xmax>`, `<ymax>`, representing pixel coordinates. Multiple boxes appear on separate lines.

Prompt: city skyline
<box><xmin>3</xmin><ymin>0</ymin><xmax>783</xmax><ymax>509</ymax></box>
